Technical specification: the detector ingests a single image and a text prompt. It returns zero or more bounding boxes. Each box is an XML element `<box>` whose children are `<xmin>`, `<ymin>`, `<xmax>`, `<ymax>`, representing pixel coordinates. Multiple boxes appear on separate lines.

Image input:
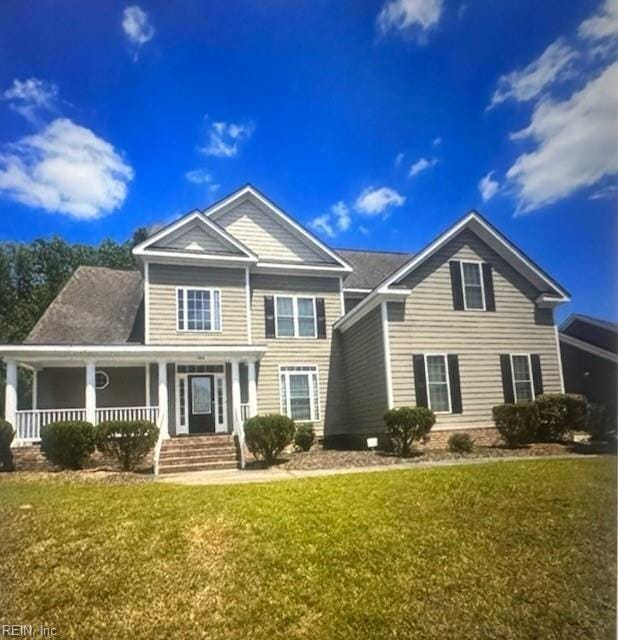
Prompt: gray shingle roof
<box><xmin>25</xmin><ymin>266</ymin><xmax>144</xmax><ymax>345</ymax></box>
<box><xmin>337</xmin><ymin>249</ymin><xmax>412</xmax><ymax>290</ymax></box>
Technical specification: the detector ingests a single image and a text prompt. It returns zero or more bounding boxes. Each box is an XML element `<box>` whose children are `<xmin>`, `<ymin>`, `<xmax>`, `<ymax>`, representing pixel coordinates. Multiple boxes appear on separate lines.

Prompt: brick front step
<box><xmin>158</xmin><ymin>460</ymin><xmax>239</xmax><ymax>474</ymax></box>
<box><xmin>158</xmin><ymin>435</ymin><xmax>240</xmax><ymax>473</ymax></box>
<box><xmin>159</xmin><ymin>447</ymin><xmax>236</xmax><ymax>460</ymax></box>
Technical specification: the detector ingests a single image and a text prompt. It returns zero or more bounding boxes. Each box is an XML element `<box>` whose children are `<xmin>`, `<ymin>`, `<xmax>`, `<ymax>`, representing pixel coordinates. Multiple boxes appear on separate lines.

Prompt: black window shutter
<box><xmin>447</xmin><ymin>354</ymin><xmax>463</xmax><ymax>414</ymax></box>
<box><xmin>450</xmin><ymin>261</ymin><xmax>464</xmax><ymax>310</ymax></box>
<box><xmin>531</xmin><ymin>354</ymin><xmax>543</xmax><ymax>397</ymax></box>
<box><xmin>482</xmin><ymin>263</ymin><xmax>496</xmax><ymax>312</ymax></box>
<box><xmin>499</xmin><ymin>354</ymin><xmax>515</xmax><ymax>404</ymax></box>
<box><xmin>316</xmin><ymin>298</ymin><xmax>327</xmax><ymax>339</ymax></box>
<box><xmin>412</xmin><ymin>355</ymin><xmax>428</xmax><ymax>408</ymax></box>
<box><xmin>264</xmin><ymin>296</ymin><xmax>276</xmax><ymax>338</ymax></box>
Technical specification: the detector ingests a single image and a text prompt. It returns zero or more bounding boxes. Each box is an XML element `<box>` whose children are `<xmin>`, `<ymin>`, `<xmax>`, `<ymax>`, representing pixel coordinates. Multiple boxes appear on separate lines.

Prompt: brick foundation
<box><xmin>422</xmin><ymin>427</ymin><xmax>501</xmax><ymax>449</ymax></box>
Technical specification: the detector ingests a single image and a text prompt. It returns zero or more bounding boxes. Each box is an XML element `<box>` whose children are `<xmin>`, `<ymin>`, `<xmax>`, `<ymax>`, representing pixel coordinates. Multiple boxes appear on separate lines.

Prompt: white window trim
<box><xmin>175</xmin><ymin>286</ymin><xmax>223</xmax><ymax>333</ymax></box>
<box><xmin>274</xmin><ymin>295</ymin><xmax>318</xmax><ymax>339</ymax></box>
<box><xmin>509</xmin><ymin>353</ymin><xmax>535</xmax><ymax>403</ymax></box>
<box><xmin>278</xmin><ymin>364</ymin><xmax>320</xmax><ymax>422</ymax></box>
<box><xmin>424</xmin><ymin>353</ymin><xmax>452</xmax><ymax>414</ymax></box>
<box><xmin>460</xmin><ymin>260</ymin><xmax>486</xmax><ymax>311</ymax></box>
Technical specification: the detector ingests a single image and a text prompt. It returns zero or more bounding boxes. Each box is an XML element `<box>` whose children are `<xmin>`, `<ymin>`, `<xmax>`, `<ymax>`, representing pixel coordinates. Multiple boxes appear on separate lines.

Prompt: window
<box><xmin>461</xmin><ymin>262</ymin><xmax>485</xmax><ymax>310</ymax></box>
<box><xmin>176</xmin><ymin>288</ymin><xmax>221</xmax><ymax>331</ymax></box>
<box><xmin>279</xmin><ymin>366</ymin><xmax>320</xmax><ymax>421</ymax></box>
<box><xmin>95</xmin><ymin>370</ymin><xmax>109</xmax><ymax>390</ymax></box>
<box><xmin>425</xmin><ymin>355</ymin><xmax>451</xmax><ymax>413</ymax></box>
<box><xmin>511</xmin><ymin>354</ymin><xmax>534</xmax><ymax>403</ymax></box>
<box><xmin>275</xmin><ymin>296</ymin><xmax>317</xmax><ymax>338</ymax></box>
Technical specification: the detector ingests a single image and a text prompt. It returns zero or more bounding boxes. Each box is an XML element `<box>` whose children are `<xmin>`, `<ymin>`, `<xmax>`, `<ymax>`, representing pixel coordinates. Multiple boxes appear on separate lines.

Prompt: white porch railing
<box><xmin>14</xmin><ymin>406</ymin><xmax>159</xmax><ymax>443</ymax></box>
<box><xmin>15</xmin><ymin>408</ymin><xmax>87</xmax><ymax>442</ymax></box>
<box><xmin>95</xmin><ymin>406</ymin><xmax>159</xmax><ymax>424</ymax></box>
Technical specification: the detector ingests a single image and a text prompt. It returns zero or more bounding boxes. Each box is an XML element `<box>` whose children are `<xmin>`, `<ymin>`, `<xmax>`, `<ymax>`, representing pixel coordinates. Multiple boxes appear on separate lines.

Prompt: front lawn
<box><xmin>0</xmin><ymin>458</ymin><xmax>615</xmax><ymax>639</ymax></box>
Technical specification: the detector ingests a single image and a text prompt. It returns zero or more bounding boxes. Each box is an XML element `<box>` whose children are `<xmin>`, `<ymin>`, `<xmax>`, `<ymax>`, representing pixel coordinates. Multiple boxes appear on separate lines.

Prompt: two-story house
<box><xmin>0</xmin><ymin>185</ymin><xmax>570</xmax><ymax>472</ymax></box>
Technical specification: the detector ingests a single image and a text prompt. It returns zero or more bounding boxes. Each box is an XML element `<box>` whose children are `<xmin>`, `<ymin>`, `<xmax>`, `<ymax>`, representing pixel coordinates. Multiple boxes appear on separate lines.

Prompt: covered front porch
<box><xmin>2</xmin><ymin>345</ymin><xmax>267</xmax><ymax>451</ymax></box>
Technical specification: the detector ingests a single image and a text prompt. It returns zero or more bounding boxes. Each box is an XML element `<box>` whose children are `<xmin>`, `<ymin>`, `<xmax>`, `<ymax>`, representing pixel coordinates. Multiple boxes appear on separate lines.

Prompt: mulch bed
<box><xmin>0</xmin><ymin>468</ymin><xmax>153</xmax><ymax>485</ymax></box>
<box><xmin>273</xmin><ymin>441</ymin><xmax>609</xmax><ymax>471</ymax></box>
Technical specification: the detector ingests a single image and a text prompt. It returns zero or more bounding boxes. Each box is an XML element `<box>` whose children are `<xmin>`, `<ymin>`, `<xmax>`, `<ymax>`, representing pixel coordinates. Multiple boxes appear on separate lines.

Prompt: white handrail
<box><xmin>235</xmin><ymin>414</ymin><xmax>247</xmax><ymax>470</ymax></box>
<box><xmin>153</xmin><ymin>408</ymin><xmax>166</xmax><ymax>476</ymax></box>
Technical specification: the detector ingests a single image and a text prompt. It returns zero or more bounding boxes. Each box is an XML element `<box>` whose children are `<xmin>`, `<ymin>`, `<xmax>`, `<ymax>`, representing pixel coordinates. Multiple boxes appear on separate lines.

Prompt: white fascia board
<box><xmin>134</xmin><ymin>250</ymin><xmax>258</xmax><ymax>267</ymax></box>
<box><xmin>559</xmin><ymin>333</ymin><xmax>618</xmax><ymax>363</ymax></box>
<box><xmin>335</xmin><ymin>288</ymin><xmax>410</xmax><ymax>333</ymax></box>
<box><xmin>560</xmin><ymin>314</ymin><xmax>617</xmax><ymax>333</ymax></box>
<box><xmin>536</xmin><ymin>294</ymin><xmax>565</xmax><ymax>308</ymax></box>
<box><xmin>255</xmin><ymin>261</ymin><xmax>351</xmax><ymax>275</ymax></box>
<box><xmin>343</xmin><ymin>288</ymin><xmax>372</xmax><ymax>294</ymax></box>
<box><xmin>205</xmin><ymin>186</ymin><xmax>353</xmax><ymax>272</ymax></box>
<box><xmin>132</xmin><ymin>210</ymin><xmax>258</xmax><ymax>260</ymax></box>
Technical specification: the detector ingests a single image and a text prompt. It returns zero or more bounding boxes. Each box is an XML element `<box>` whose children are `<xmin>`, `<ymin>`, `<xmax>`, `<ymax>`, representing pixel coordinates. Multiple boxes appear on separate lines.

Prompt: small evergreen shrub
<box><xmin>40</xmin><ymin>420</ymin><xmax>96</xmax><ymax>469</ymax></box>
<box><xmin>535</xmin><ymin>394</ymin><xmax>587</xmax><ymax>442</ymax></box>
<box><xmin>96</xmin><ymin>420</ymin><xmax>159</xmax><ymax>471</ymax></box>
<box><xmin>448</xmin><ymin>432</ymin><xmax>474</xmax><ymax>454</ymax></box>
<box><xmin>586</xmin><ymin>403</ymin><xmax>617</xmax><ymax>444</ymax></box>
<box><xmin>492</xmin><ymin>404</ymin><xmax>536</xmax><ymax>447</ymax></box>
<box><xmin>383</xmin><ymin>407</ymin><xmax>435</xmax><ymax>457</ymax></box>
<box><xmin>245</xmin><ymin>414</ymin><xmax>295</xmax><ymax>464</ymax></box>
<box><xmin>294</xmin><ymin>423</ymin><xmax>315</xmax><ymax>452</ymax></box>
<box><xmin>0</xmin><ymin>419</ymin><xmax>15</xmax><ymax>471</ymax></box>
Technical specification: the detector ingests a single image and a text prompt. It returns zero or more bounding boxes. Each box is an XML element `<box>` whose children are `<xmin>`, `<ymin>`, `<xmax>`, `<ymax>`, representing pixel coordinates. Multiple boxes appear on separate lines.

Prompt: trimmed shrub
<box><xmin>96</xmin><ymin>420</ymin><xmax>159</xmax><ymax>471</ymax></box>
<box><xmin>0</xmin><ymin>419</ymin><xmax>15</xmax><ymax>471</ymax></box>
<box><xmin>586</xmin><ymin>403</ymin><xmax>617</xmax><ymax>444</ymax></box>
<box><xmin>383</xmin><ymin>407</ymin><xmax>435</xmax><ymax>457</ymax></box>
<box><xmin>40</xmin><ymin>420</ymin><xmax>96</xmax><ymax>469</ymax></box>
<box><xmin>535</xmin><ymin>393</ymin><xmax>587</xmax><ymax>442</ymax></box>
<box><xmin>493</xmin><ymin>403</ymin><xmax>536</xmax><ymax>447</ymax></box>
<box><xmin>245</xmin><ymin>414</ymin><xmax>296</xmax><ymax>464</ymax></box>
<box><xmin>294</xmin><ymin>423</ymin><xmax>315</xmax><ymax>452</ymax></box>
<box><xmin>448</xmin><ymin>432</ymin><xmax>474</xmax><ymax>454</ymax></box>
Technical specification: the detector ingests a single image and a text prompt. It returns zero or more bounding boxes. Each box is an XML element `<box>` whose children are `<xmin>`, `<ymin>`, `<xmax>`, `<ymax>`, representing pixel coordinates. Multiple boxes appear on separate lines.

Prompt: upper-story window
<box><xmin>176</xmin><ymin>287</ymin><xmax>221</xmax><ymax>332</ymax></box>
<box><xmin>461</xmin><ymin>261</ymin><xmax>485</xmax><ymax>310</ymax></box>
<box><xmin>275</xmin><ymin>296</ymin><xmax>317</xmax><ymax>338</ymax></box>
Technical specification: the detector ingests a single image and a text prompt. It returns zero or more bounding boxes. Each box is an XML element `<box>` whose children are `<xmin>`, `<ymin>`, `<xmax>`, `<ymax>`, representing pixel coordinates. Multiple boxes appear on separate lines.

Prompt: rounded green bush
<box><xmin>447</xmin><ymin>432</ymin><xmax>474</xmax><ymax>454</ymax></box>
<box><xmin>245</xmin><ymin>414</ymin><xmax>295</xmax><ymax>465</ymax></box>
<box><xmin>0</xmin><ymin>418</ymin><xmax>15</xmax><ymax>471</ymax></box>
<box><xmin>535</xmin><ymin>394</ymin><xmax>587</xmax><ymax>442</ymax></box>
<box><xmin>383</xmin><ymin>406</ymin><xmax>435</xmax><ymax>457</ymax></box>
<box><xmin>40</xmin><ymin>420</ymin><xmax>96</xmax><ymax>470</ymax></box>
<box><xmin>586</xmin><ymin>403</ymin><xmax>617</xmax><ymax>444</ymax></box>
<box><xmin>294</xmin><ymin>423</ymin><xmax>315</xmax><ymax>452</ymax></box>
<box><xmin>96</xmin><ymin>420</ymin><xmax>159</xmax><ymax>471</ymax></box>
<box><xmin>492</xmin><ymin>403</ymin><xmax>536</xmax><ymax>447</ymax></box>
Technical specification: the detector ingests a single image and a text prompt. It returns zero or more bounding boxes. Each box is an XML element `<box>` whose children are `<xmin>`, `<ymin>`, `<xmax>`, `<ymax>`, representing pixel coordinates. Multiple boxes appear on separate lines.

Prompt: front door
<box><xmin>188</xmin><ymin>375</ymin><xmax>215</xmax><ymax>433</ymax></box>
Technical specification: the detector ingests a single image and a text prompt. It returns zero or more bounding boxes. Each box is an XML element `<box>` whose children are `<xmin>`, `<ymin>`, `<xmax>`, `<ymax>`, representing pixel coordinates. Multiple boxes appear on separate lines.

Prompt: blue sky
<box><xmin>0</xmin><ymin>0</ymin><xmax>616</xmax><ymax>322</ymax></box>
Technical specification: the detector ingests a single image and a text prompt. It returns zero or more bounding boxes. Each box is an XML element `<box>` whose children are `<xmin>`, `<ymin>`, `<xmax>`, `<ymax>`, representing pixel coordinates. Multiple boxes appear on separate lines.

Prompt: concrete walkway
<box><xmin>155</xmin><ymin>453</ymin><xmax>587</xmax><ymax>486</ymax></box>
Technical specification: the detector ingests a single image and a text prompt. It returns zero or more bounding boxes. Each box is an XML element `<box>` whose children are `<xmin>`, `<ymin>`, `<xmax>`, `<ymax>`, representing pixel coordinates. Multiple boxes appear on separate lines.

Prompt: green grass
<box><xmin>1</xmin><ymin>458</ymin><xmax>615</xmax><ymax>639</ymax></box>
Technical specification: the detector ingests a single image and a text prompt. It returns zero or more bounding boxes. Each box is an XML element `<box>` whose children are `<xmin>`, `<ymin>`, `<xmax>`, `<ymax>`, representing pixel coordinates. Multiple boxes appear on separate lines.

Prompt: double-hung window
<box><xmin>177</xmin><ymin>287</ymin><xmax>221</xmax><ymax>331</ymax></box>
<box><xmin>425</xmin><ymin>354</ymin><xmax>451</xmax><ymax>413</ymax></box>
<box><xmin>275</xmin><ymin>296</ymin><xmax>316</xmax><ymax>338</ymax></box>
<box><xmin>279</xmin><ymin>365</ymin><xmax>320</xmax><ymax>421</ymax></box>
<box><xmin>511</xmin><ymin>354</ymin><xmax>534</xmax><ymax>403</ymax></box>
<box><xmin>460</xmin><ymin>262</ymin><xmax>485</xmax><ymax>310</ymax></box>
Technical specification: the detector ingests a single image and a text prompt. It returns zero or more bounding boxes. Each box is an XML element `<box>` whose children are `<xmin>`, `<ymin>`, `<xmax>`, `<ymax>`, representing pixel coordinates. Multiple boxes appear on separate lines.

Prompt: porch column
<box><xmin>231</xmin><ymin>360</ymin><xmax>241</xmax><ymax>431</ymax></box>
<box><xmin>4</xmin><ymin>359</ymin><xmax>17</xmax><ymax>427</ymax></box>
<box><xmin>158</xmin><ymin>361</ymin><xmax>169</xmax><ymax>439</ymax></box>
<box><xmin>32</xmin><ymin>369</ymin><xmax>38</xmax><ymax>410</ymax></box>
<box><xmin>85</xmin><ymin>362</ymin><xmax>96</xmax><ymax>424</ymax></box>
<box><xmin>247</xmin><ymin>360</ymin><xmax>258</xmax><ymax>417</ymax></box>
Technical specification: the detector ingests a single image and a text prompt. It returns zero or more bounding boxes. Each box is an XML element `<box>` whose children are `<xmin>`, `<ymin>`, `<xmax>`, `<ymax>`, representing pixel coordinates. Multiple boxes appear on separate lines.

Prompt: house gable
<box><xmin>152</xmin><ymin>219</ymin><xmax>245</xmax><ymax>255</ymax></box>
<box><xmin>206</xmin><ymin>186</ymin><xmax>351</xmax><ymax>269</ymax></box>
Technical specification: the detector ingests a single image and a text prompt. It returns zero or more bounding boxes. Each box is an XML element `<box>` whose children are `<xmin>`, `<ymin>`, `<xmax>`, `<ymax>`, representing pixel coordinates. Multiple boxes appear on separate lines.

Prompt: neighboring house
<box><xmin>0</xmin><ymin>185</ymin><xmax>570</xmax><ymax>471</ymax></box>
<box><xmin>559</xmin><ymin>314</ymin><xmax>618</xmax><ymax>425</ymax></box>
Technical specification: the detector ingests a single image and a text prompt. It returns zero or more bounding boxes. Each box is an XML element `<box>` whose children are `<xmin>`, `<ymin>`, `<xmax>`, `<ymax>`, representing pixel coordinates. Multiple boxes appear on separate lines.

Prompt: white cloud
<box><xmin>506</xmin><ymin>62</ymin><xmax>618</xmax><ymax>213</ymax></box>
<box><xmin>432</xmin><ymin>136</ymin><xmax>442</xmax><ymax>146</ymax></box>
<box><xmin>478</xmin><ymin>171</ymin><xmax>500</xmax><ymax>202</ymax></box>
<box><xmin>394</xmin><ymin>152</ymin><xmax>404</xmax><ymax>166</ymax></box>
<box><xmin>359</xmin><ymin>225</ymin><xmax>370</xmax><ymax>236</ymax></box>
<box><xmin>354</xmin><ymin>186</ymin><xmax>405</xmax><ymax>216</ymax></box>
<box><xmin>332</xmin><ymin>200</ymin><xmax>351</xmax><ymax>231</ymax></box>
<box><xmin>0</xmin><ymin>118</ymin><xmax>133</xmax><ymax>219</ymax></box>
<box><xmin>377</xmin><ymin>0</ymin><xmax>443</xmax><ymax>37</ymax></box>
<box><xmin>488</xmin><ymin>40</ymin><xmax>577</xmax><ymax>109</ymax></box>
<box><xmin>409</xmin><ymin>156</ymin><xmax>438</xmax><ymax>176</ymax></box>
<box><xmin>122</xmin><ymin>5</ymin><xmax>155</xmax><ymax>58</ymax></box>
<box><xmin>308</xmin><ymin>213</ymin><xmax>335</xmax><ymax>238</ymax></box>
<box><xmin>579</xmin><ymin>0</ymin><xmax>618</xmax><ymax>41</ymax></box>
<box><xmin>199</xmin><ymin>120</ymin><xmax>254</xmax><ymax>158</ymax></box>
<box><xmin>1</xmin><ymin>78</ymin><xmax>59</xmax><ymax>124</ymax></box>
<box><xmin>185</xmin><ymin>168</ymin><xmax>213</xmax><ymax>184</ymax></box>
